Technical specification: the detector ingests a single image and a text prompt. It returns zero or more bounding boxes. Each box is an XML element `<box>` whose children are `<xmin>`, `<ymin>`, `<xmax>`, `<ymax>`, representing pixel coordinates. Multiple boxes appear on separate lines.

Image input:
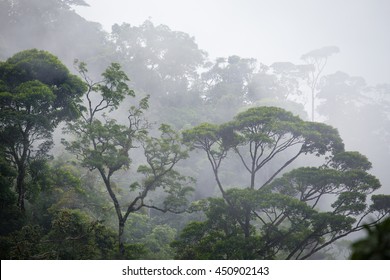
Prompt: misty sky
<box><xmin>76</xmin><ymin>0</ymin><xmax>390</xmax><ymax>85</ymax></box>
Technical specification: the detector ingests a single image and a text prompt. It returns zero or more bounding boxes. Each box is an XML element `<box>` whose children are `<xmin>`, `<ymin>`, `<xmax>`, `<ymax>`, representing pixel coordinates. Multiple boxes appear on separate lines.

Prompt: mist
<box><xmin>76</xmin><ymin>0</ymin><xmax>390</xmax><ymax>85</ymax></box>
<box><xmin>1</xmin><ymin>0</ymin><xmax>389</xmax><ymax>260</ymax></box>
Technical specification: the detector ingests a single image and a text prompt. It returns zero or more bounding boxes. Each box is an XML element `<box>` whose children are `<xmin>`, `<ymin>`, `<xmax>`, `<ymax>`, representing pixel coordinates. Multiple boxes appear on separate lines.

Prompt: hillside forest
<box><xmin>1</xmin><ymin>0</ymin><xmax>390</xmax><ymax>260</ymax></box>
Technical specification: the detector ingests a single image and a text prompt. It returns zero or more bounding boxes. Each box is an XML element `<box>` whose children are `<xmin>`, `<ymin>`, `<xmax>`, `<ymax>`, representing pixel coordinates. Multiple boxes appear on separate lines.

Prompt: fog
<box><xmin>76</xmin><ymin>0</ymin><xmax>390</xmax><ymax>85</ymax></box>
<box><xmin>1</xmin><ymin>0</ymin><xmax>389</xmax><ymax>260</ymax></box>
<box><xmin>75</xmin><ymin>0</ymin><xmax>390</xmax><ymax>194</ymax></box>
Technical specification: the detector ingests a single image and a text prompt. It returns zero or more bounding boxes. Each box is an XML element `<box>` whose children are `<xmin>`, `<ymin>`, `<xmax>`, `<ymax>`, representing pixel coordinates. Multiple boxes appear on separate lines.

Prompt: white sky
<box><xmin>76</xmin><ymin>0</ymin><xmax>390</xmax><ymax>85</ymax></box>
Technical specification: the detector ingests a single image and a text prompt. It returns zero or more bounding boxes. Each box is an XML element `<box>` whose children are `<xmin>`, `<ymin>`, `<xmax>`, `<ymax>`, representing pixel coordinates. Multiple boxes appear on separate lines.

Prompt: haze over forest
<box><xmin>76</xmin><ymin>0</ymin><xmax>390</xmax><ymax>86</ymax></box>
<box><xmin>0</xmin><ymin>0</ymin><xmax>389</xmax><ymax>260</ymax></box>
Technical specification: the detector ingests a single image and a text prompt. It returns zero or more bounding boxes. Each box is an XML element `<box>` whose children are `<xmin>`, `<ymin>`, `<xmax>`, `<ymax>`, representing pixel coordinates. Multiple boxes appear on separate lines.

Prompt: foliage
<box><xmin>301</xmin><ymin>46</ymin><xmax>339</xmax><ymax>121</ymax></box>
<box><xmin>1</xmin><ymin>209</ymin><xmax>117</xmax><ymax>260</ymax></box>
<box><xmin>111</xmin><ymin>20</ymin><xmax>206</xmax><ymax>101</ymax></box>
<box><xmin>175</xmin><ymin>107</ymin><xmax>390</xmax><ymax>259</ymax></box>
<box><xmin>1</xmin><ymin>2</ymin><xmax>389</xmax><ymax>261</ymax></box>
<box><xmin>0</xmin><ymin>150</ymin><xmax>23</xmax><ymax>235</ymax></box>
<box><xmin>0</xmin><ymin>49</ymin><xmax>85</xmax><ymax>212</ymax></box>
<box><xmin>143</xmin><ymin>224</ymin><xmax>177</xmax><ymax>259</ymax></box>
<box><xmin>110</xmin><ymin>20</ymin><xmax>208</xmax><ymax>128</ymax></box>
<box><xmin>350</xmin><ymin>217</ymin><xmax>390</xmax><ymax>260</ymax></box>
<box><xmin>64</xmin><ymin>61</ymin><xmax>193</xmax><ymax>257</ymax></box>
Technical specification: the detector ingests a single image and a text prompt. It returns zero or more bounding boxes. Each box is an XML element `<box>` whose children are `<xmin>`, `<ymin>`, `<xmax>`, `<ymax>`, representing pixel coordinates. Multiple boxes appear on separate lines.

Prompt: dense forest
<box><xmin>1</xmin><ymin>0</ymin><xmax>390</xmax><ymax>260</ymax></box>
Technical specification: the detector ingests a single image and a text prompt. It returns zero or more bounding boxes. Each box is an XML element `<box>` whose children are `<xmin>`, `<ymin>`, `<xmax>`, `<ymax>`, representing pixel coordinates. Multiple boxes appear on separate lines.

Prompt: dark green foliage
<box><xmin>64</xmin><ymin>62</ymin><xmax>193</xmax><ymax>257</ymax></box>
<box><xmin>176</xmin><ymin>106</ymin><xmax>389</xmax><ymax>260</ymax></box>
<box><xmin>1</xmin><ymin>1</ymin><xmax>388</xmax><ymax>261</ymax></box>
<box><xmin>2</xmin><ymin>209</ymin><xmax>117</xmax><ymax>260</ymax></box>
<box><xmin>123</xmin><ymin>213</ymin><xmax>178</xmax><ymax>259</ymax></box>
<box><xmin>350</xmin><ymin>218</ymin><xmax>390</xmax><ymax>260</ymax></box>
<box><xmin>0</xmin><ymin>49</ymin><xmax>86</xmax><ymax>121</ymax></box>
<box><xmin>0</xmin><ymin>49</ymin><xmax>85</xmax><ymax>212</ymax></box>
<box><xmin>172</xmin><ymin>195</ymin><xmax>264</xmax><ymax>260</ymax></box>
<box><xmin>143</xmin><ymin>225</ymin><xmax>177</xmax><ymax>259</ymax></box>
<box><xmin>0</xmin><ymin>151</ymin><xmax>24</xmax><ymax>235</ymax></box>
<box><xmin>329</xmin><ymin>151</ymin><xmax>372</xmax><ymax>171</ymax></box>
<box><xmin>370</xmin><ymin>195</ymin><xmax>390</xmax><ymax>213</ymax></box>
<box><xmin>46</xmin><ymin>209</ymin><xmax>116</xmax><ymax>259</ymax></box>
<box><xmin>183</xmin><ymin>106</ymin><xmax>344</xmax><ymax>192</ymax></box>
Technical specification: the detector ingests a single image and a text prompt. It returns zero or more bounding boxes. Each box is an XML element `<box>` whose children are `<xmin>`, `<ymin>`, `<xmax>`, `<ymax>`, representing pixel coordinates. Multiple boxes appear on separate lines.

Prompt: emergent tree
<box><xmin>175</xmin><ymin>107</ymin><xmax>390</xmax><ymax>259</ymax></box>
<box><xmin>301</xmin><ymin>46</ymin><xmax>339</xmax><ymax>121</ymax></box>
<box><xmin>64</xmin><ymin>61</ymin><xmax>193</xmax><ymax>257</ymax></box>
<box><xmin>0</xmin><ymin>49</ymin><xmax>86</xmax><ymax>212</ymax></box>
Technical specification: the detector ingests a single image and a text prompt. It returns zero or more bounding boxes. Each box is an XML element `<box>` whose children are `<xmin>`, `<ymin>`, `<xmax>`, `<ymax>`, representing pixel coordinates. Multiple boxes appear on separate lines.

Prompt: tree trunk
<box><xmin>16</xmin><ymin>164</ymin><xmax>26</xmax><ymax>213</ymax></box>
<box><xmin>311</xmin><ymin>89</ymin><xmax>315</xmax><ymax>122</ymax></box>
<box><xmin>118</xmin><ymin>220</ymin><xmax>125</xmax><ymax>258</ymax></box>
<box><xmin>250</xmin><ymin>171</ymin><xmax>256</xmax><ymax>189</ymax></box>
<box><xmin>98</xmin><ymin>168</ymin><xmax>127</xmax><ymax>258</ymax></box>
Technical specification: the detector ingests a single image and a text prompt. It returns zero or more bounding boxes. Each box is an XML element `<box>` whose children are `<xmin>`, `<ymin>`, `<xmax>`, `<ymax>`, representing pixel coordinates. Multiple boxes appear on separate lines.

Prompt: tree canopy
<box><xmin>63</xmin><ymin>61</ymin><xmax>193</xmax><ymax>257</ymax></box>
<box><xmin>0</xmin><ymin>49</ymin><xmax>85</xmax><ymax>212</ymax></box>
<box><xmin>176</xmin><ymin>107</ymin><xmax>390</xmax><ymax>259</ymax></box>
<box><xmin>0</xmin><ymin>1</ymin><xmax>389</xmax><ymax>261</ymax></box>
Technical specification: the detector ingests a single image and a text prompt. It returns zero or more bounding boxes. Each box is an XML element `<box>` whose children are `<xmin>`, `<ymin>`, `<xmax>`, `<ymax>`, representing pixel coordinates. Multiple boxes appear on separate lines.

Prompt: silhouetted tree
<box><xmin>301</xmin><ymin>46</ymin><xmax>339</xmax><ymax>121</ymax></box>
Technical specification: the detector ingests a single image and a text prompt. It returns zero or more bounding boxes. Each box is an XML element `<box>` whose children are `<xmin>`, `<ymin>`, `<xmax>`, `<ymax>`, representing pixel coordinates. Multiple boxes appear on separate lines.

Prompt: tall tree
<box><xmin>265</xmin><ymin>151</ymin><xmax>388</xmax><ymax>259</ymax></box>
<box><xmin>110</xmin><ymin>20</ymin><xmax>208</xmax><ymax>128</ymax></box>
<box><xmin>111</xmin><ymin>20</ymin><xmax>206</xmax><ymax>101</ymax></box>
<box><xmin>64</xmin><ymin>62</ymin><xmax>193</xmax><ymax>257</ymax></box>
<box><xmin>200</xmin><ymin>56</ymin><xmax>257</xmax><ymax>121</ymax></box>
<box><xmin>0</xmin><ymin>49</ymin><xmax>85</xmax><ymax>212</ymax></box>
<box><xmin>177</xmin><ymin>107</ymin><xmax>390</xmax><ymax>259</ymax></box>
<box><xmin>0</xmin><ymin>0</ymin><xmax>109</xmax><ymax>72</ymax></box>
<box><xmin>317</xmin><ymin>72</ymin><xmax>390</xmax><ymax>189</ymax></box>
<box><xmin>301</xmin><ymin>46</ymin><xmax>339</xmax><ymax>121</ymax></box>
<box><xmin>183</xmin><ymin>106</ymin><xmax>343</xmax><ymax>238</ymax></box>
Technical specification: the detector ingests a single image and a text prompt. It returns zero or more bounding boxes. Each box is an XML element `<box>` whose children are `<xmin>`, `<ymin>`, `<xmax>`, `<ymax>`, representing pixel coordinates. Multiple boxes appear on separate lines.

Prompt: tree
<box><xmin>2</xmin><ymin>209</ymin><xmax>117</xmax><ymax>260</ymax></box>
<box><xmin>176</xmin><ymin>106</ymin><xmax>390</xmax><ymax>259</ymax></box>
<box><xmin>0</xmin><ymin>0</ymin><xmax>107</xmax><ymax>69</ymax></box>
<box><xmin>183</xmin><ymin>106</ymin><xmax>343</xmax><ymax>193</ymax></box>
<box><xmin>265</xmin><ymin>152</ymin><xmax>387</xmax><ymax>259</ymax></box>
<box><xmin>0</xmin><ymin>157</ymin><xmax>119</xmax><ymax>260</ymax></box>
<box><xmin>350</xmin><ymin>216</ymin><xmax>390</xmax><ymax>259</ymax></box>
<box><xmin>317</xmin><ymin>72</ymin><xmax>390</xmax><ymax>190</ymax></box>
<box><xmin>182</xmin><ymin>106</ymin><xmax>343</xmax><ymax>239</ymax></box>
<box><xmin>301</xmin><ymin>46</ymin><xmax>339</xmax><ymax>121</ymax></box>
<box><xmin>111</xmin><ymin>20</ymin><xmax>206</xmax><ymax>102</ymax></box>
<box><xmin>0</xmin><ymin>49</ymin><xmax>86</xmax><ymax>212</ymax></box>
<box><xmin>64</xmin><ymin>62</ymin><xmax>193</xmax><ymax>257</ymax></box>
<box><xmin>0</xmin><ymin>149</ymin><xmax>23</xmax><ymax>236</ymax></box>
<box><xmin>200</xmin><ymin>56</ymin><xmax>257</xmax><ymax>121</ymax></box>
<box><xmin>110</xmin><ymin>20</ymin><xmax>208</xmax><ymax>128</ymax></box>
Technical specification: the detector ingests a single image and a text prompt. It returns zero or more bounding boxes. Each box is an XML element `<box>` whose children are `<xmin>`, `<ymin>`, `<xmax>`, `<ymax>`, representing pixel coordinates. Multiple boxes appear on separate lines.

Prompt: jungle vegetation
<box><xmin>1</xmin><ymin>0</ymin><xmax>389</xmax><ymax>260</ymax></box>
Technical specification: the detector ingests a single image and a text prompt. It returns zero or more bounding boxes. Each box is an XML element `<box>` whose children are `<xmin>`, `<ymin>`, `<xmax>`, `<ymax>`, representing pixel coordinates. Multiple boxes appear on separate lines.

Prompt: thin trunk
<box><xmin>118</xmin><ymin>220</ymin><xmax>125</xmax><ymax>258</ymax></box>
<box><xmin>15</xmin><ymin>133</ymin><xmax>30</xmax><ymax>213</ymax></box>
<box><xmin>311</xmin><ymin>89</ymin><xmax>315</xmax><ymax>122</ymax></box>
<box><xmin>260</xmin><ymin>149</ymin><xmax>303</xmax><ymax>189</ymax></box>
<box><xmin>250</xmin><ymin>171</ymin><xmax>256</xmax><ymax>189</ymax></box>
<box><xmin>250</xmin><ymin>143</ymin><xmax>257</xmax><ymax>189</ymax></box>
<box><xmin>98</xmin><ymin>168</ymin><xmax>127</xmax><ymax>258</ymax></box>
<box><xmin>16</xmin><ymin>164</ymin><xmax>26</xmax><ymax>213</ymax></box>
